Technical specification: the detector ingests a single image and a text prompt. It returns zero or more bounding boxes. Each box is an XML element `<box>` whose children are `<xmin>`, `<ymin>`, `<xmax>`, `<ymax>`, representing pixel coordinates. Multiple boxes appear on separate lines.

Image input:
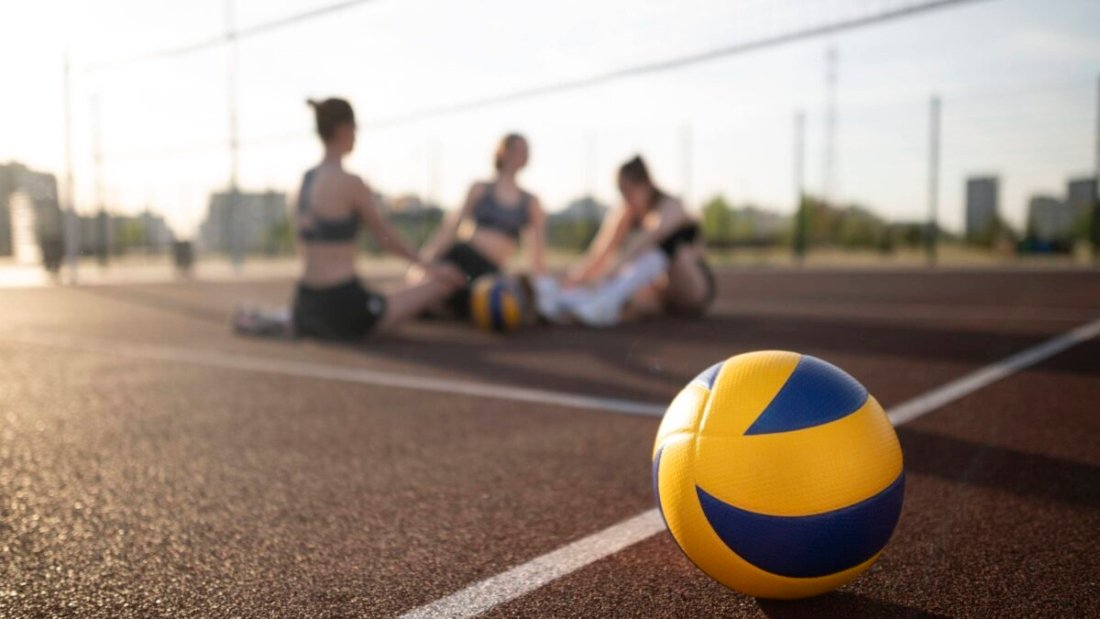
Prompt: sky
<box><xmin>1</xmin><ymin>0</ymin><xmax>1098</xmax><ymax>237</ymax></box>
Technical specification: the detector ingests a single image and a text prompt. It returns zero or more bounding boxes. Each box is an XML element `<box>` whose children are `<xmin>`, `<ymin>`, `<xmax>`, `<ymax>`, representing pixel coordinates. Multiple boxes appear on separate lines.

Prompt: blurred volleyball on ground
<box><xmin>470</xmin><ymin>275</ymin><xmax>526</xmax><ymax>332</ymax></box>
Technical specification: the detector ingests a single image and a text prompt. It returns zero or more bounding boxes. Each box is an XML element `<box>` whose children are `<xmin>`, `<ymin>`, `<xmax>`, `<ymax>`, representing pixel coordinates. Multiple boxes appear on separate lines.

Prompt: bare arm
<box><xmin>613</xmin><ymin>201</ymin><xmax>688</xmax><ymax>269</ymax></box>
<box><xmin>288</xmin><ymin>196</ymin><xmax>302</xmax><ymax>257</ymax></box>
<box><xmin>524</xmin><ymin>196</ymin><xmax>547</xmax><ymax>276</ymax></box>
<box><xmin>565</xmin><ymin>206</ymin><xmax>631</xmax><ymax>285</ymax></box>
<box><xmin>420</xmin><ymin>183</ymin><xmax>484</xmax><ymax>261</ymax></box>
<box><xmin>353</xmin><ymin>176</ymin><xmax>422</xmax><ymax>265</ymax></box>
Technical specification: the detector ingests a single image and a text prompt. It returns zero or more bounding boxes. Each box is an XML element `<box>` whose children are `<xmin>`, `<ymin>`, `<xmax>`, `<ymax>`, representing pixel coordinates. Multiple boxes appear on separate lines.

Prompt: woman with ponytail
<box><xmin>535</xmin><ymin>155</ymin><xmax>714</xmax><ymax>327</ymax></box>
<box><xmin>234</xmin><ymin>97</ymin><xmax>463</xmax><ymax>339</ymax></box>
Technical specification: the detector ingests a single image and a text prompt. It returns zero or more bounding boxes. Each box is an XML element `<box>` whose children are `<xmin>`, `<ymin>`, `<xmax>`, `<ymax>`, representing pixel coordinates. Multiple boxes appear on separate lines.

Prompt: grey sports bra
<box><xmin>472</xmin><ymin>182</ymin><xmax>530</xmax><ymax>241</ymax></box>
<box><xmin>297</xmin><ymin>169</ymin><xmax>360</xmax><ymax>243</ymax></box>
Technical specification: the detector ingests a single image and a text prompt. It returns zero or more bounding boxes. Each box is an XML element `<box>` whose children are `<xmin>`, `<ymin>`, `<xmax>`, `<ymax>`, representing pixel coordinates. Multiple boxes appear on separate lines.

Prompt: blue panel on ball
<box><xmin>489</xmin><ymin>284</ymin><xmax>505</xmax><ymax>330</ymax></box>
<box><xmin>692</xmin><ymin>361</ymin><xmax>724</xmax><ymax>390</ymax></box>
<box><xmin>744</xmin><ymin>355</ymin><xmax>868</xmax><ymax>435</ymax></box>
<box><xmin>696</xmin><ymin>472</ymin><xmax>905</xmax><ymax>578</ymax></box>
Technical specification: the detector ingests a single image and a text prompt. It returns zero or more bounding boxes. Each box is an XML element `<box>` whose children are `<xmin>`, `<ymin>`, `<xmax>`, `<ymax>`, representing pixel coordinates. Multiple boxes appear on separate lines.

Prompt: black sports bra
<box><xmin>472</xmin><ymin>182</ymin><xmax>531</xmax><ymax>241</ymax></box>
<box><xmin>297</xmin><ymin>169</ymin><xmax>360</xmax><ymax>243</ymax></box>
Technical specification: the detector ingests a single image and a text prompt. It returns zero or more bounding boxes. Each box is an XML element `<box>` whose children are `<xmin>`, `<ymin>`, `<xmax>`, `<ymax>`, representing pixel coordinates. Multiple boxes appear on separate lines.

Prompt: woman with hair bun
<box><xmin>535</xmin><ymin>155</ymin><xmax>714</xmax><ymax>327</ymax></box>
<box><xmin>234</xmin><ymin>97</ymin><xmax>463</xmax><ymax>339</ymax></box>
<box><xmin>416</xmin><ymin>133</ymin><xmax>546</xmax><ymax>318</ymax></box>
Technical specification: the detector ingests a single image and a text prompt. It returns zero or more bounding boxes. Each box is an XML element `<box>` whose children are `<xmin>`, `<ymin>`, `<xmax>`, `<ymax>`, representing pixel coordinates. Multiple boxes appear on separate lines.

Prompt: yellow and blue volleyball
<box><xmin>652</xmin><ymin>351</ymin><xmax>904</xmax><ymax>599</ymax></box>
<box><xmin>470</xmin><ymin>275</ymin><xmax>524</xmax><ymax>332</ymax></box>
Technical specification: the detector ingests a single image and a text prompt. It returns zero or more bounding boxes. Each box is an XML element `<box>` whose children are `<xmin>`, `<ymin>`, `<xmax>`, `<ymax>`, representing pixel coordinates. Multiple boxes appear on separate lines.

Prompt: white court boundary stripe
<box><xmin>2</xmin><ymin>332</ymin><xmax>665</xmax><ymax>417</ymax></box>
<box><xmin>887</xmin><ymin>315</ymin><xmax>1100</xmax><ymax>425</ymax></box>
<box><xmin>398</xmin><ymin>315</ymin><xmax>1100</xmax><ymax>619</ymax></box>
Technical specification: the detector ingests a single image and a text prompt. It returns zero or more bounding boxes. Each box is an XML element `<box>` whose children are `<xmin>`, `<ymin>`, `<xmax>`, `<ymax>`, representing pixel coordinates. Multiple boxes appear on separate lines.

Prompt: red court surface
<box><xmin>1</xmin><ymin>268</ymin><xmax>1098</xmax><ymax>618</ymax></box>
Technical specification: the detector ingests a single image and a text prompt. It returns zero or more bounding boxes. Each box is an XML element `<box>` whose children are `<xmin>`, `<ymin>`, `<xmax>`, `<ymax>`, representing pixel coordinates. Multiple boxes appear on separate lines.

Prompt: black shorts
<box><xmin>292</xmin><ymin>279</ymin><xmax>387</xmax><ymax>340</ymax></box>
<box><xmin>440</xmin><ymin>243</ymin><xmax>500</xmax><ymax>318</ymax></box>
<box><xmin>659</xmin><ymin>223</ymin><xmax>701</xmax><ymax>258</ymax></box>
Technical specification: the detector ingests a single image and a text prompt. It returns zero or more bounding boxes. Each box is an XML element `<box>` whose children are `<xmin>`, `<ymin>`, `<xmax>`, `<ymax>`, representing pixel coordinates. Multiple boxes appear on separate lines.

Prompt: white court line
<box><xmin>886</xmin><ymin>315</ymin><xmax>1100</xmax><ymax>425</ymax></box>
<box><xmin>399</xmin><ymin>510</ymin><xmax>666</xmax><ymax>619</ymax></box>
<box><xmin>1</xmin><ymin>331</ymin><xmax>665</xmax><ymax>418</ymax></box>
<box><xmin>397</xmin><ymin>315</ymin><xmax>1100</xmax><ymax>619</ymax></box>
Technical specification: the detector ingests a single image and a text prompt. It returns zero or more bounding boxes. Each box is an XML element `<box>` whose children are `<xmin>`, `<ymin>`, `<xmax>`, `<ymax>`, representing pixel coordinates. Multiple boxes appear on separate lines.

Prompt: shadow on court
<box><xmin>756</xmin><ymin>591</ymin><xmax>952</xmax><ymax>619</ymax></box>
<box><xmin>667</xmin><ymin>313</ymin><xmax>1100</xmax><ymax>375</ymax></box>
<box><xmin>898</xmin><ymin>426</ymin><xmax>1100</xmax><ymax>509</ymax></box>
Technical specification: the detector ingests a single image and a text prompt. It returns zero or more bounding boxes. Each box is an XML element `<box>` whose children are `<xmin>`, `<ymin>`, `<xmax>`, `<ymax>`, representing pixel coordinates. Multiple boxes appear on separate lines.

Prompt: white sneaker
<box><xmin>533</xmin><ymin>276</ymin><xmax>567</xmax><ymax>323</ymax></box>
<box><xmin>233</xmin><ymin>305</ymin><xmax>293</xmax><ymax>338</ymax></box>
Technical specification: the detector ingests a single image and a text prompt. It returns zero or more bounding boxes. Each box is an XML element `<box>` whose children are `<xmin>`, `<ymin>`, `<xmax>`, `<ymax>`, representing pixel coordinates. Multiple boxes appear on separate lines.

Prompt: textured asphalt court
<box><xmin>1</xmin><ymin>268</ymin><xmax>1098</xmax><ymax>617</ymax></box>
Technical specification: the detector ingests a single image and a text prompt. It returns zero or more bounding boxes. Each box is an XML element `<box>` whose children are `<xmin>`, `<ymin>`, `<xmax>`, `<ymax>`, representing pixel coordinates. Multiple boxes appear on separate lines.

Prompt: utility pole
<box><xmin>681</xmin><ymin>122</ymin><xmax>693</xmax><ymax>208</ymax></box>
<box><xmin>428</xmin><ymin>139</ymin><xmax>440</xmax><ymax>206</ymax></box>
<box><xmin>927</xmin><ymin>95</ymin><xmax>941</xmax><ymax>267</ymax></box>
<box><xmin>585</xmin><ymin>132</ymin><xmax>597</xmax><ymax>198</ymax></box>
<box><xmin>63</xmin><ymin>52</ymin><xmax>78</xmax><ymax>284</ymax></box>
<box><xmin>91</xmin><ymin>93</ymin><xmax>109</xmax><ymax>265</ymax></box>
<box><xmin>794</xmin><ymin>110</ymin><xmax>807</xmax><ymax>264</ymax></box>
<box><xmin>226</xmin><ymin>0</ymin><xmax>242</xmax><ymax>271</ymax></box>
<box><xmin>823</xmin><ymin>45</ymin><xmax>838</xmax><ymax>208</ymax></box>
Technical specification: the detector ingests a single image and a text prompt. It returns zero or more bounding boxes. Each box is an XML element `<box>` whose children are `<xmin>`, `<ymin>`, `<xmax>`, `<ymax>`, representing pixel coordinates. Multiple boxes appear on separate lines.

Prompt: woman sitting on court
<box><xmin>536</xmin><ymin>155</ymin><xmax>715</xmax><ymax>327</ymax></box>
<box><xmin>236</xmin><ymin>98</ymin><xmax>462</xmax><ymax>339</ymax></box>
<box><xmin>414</xmin><ymin>133</ymin><xmax>547</xmax><ymax>318</ymax></box>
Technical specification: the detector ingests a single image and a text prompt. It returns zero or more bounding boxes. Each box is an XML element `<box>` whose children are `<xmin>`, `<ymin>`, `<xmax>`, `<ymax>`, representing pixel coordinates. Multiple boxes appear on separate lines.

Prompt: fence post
<box><xmin>793</xmin><ymin>111</ymin><xmax>807</xmax><ymax>264</ymax></box>
<box><xmin>927</xmin><ymin>94</ymin><xmax>941</xmax><ymax>267</ymax></box>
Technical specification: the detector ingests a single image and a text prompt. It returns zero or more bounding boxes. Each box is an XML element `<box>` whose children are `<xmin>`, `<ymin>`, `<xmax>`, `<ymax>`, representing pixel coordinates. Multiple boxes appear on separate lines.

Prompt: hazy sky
<box><xmin>2</xmin><ymin>0</ymin><xmax>1098</xmax><ymax>236</ymax></box>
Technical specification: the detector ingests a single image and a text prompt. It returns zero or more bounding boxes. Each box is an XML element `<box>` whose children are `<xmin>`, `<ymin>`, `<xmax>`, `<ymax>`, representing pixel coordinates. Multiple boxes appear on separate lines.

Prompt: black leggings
<box><xmin>440</xmin><ymin>243</ymin><xmax>500</xmax><ymax>318</ymax></box>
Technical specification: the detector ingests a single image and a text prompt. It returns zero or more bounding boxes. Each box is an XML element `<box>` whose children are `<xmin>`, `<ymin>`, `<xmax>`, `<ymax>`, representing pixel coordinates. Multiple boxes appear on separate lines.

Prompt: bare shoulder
<box><xmin>341</xmin><ymin>170</ymin><xmax>369</xmax><ymax>191</ymax></box>
<box><xmin>468</xmin><ymin>181</ymin><xmax>490</xmax><ymax>197</ymax></box>
<box><xmin>523</xmin><ymin>189</ymin><xmax>541</xmax><ymax>209</ymax></box>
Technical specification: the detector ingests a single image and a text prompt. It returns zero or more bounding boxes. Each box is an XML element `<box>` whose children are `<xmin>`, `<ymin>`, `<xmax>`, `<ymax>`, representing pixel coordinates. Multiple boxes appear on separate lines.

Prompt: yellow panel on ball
<box><xmin>652</xmin><ymin>351</ymin><xmax>905</xmax><ymax>599</ymax></box>
<box><xmin>469</xmin><ymin>275</ymin><xmax>524</xmax><ymax>332</ymax></box>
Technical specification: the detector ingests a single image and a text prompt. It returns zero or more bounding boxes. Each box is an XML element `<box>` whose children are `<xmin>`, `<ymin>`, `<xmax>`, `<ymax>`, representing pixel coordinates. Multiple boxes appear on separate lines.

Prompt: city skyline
<box><xmin>2</xmin><ymin>0</ymin><xmax>1098</xmax><ymax>237</ymax></box>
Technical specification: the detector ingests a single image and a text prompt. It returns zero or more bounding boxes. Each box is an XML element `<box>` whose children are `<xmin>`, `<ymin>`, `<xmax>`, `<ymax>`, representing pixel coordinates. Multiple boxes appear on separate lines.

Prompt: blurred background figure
<box><xmin>537</xmin><ymin>155</ymin><xmax>713</xmax><ymax>327</ymax></box>
<box><xmin>234</xmin><ymin>97</ymin><xmax>462</xmax><ymax>339</ymax></box>
<box><xmin>414</xmin><ymin>133</ymin><xmax>546</xmax><ymax>319</ymax></box>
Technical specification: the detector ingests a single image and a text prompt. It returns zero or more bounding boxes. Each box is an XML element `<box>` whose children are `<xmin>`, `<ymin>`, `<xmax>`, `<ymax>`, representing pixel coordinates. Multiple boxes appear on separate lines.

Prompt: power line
<box><xmin>97</xmin><ymin>0</ymin><xmax>1001</xmax><ymax>161</ymax></box>
<box><xmin>823</xmin><ymin>45</ymin><xmax>838</xmax><ymax>206</ymax></box>
<box><xmin>361</xmin><ymin>0</ymin><xmax>991</xmax><ymax>129</ymax></box>
<box><xmin>86</xmin><ymin>0</ymin><xmax>386</xmax><ymax>71</ymax></box>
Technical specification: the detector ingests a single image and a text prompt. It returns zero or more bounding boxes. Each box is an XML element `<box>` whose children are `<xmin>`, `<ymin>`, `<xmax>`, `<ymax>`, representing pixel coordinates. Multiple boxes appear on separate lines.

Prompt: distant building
<box><xmin>137</xmin><ymin>210</ymin><xmax>174</xmax><ymax>250</ymax></box>
<box><xmin>199</xmin><ymin>189</ymin><xmax>288</xmax><ymax>255</ymax></box>
<box><xmin>552</xmin><ymin>196</ymin><xmax>608</xmax><ymax>223</ymax></box>
<box><xmin>1067</xmin><ymin>177</ymin><xmax>1097</xmax><ymax>219</ymax></box>
<box><xmin>75</xmin><ymin>210</ymin><xmax>174</xmax><ymax>256</ymax></box>
<box><xmin>0</xmin><ymin>162</ymin><xmax>63</xmax><ymax>260</ymax></box>
<box><xmin>1027</xmin><ymin>195</ymin><xmax>1075</xmax><ymax>242</ymax></box>
<box><xmin>77</xmin><ymin>211</ymin><xmax>112</xmax><ymax>258</ymax></box>
<box><xmin>965</xmin><ymin>176</ymin><xmax>999</xmax><ymax>240</ymax></box>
